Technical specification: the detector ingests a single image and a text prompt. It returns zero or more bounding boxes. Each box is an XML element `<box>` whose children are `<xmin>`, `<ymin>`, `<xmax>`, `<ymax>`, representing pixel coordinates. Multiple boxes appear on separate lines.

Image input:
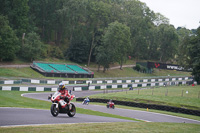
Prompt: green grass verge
<box><xmin>93</xmin><ymin>67</ymin><xmax>191</xmax><ymax>78</ymax></box>
<box><xmin>0</xmin><ymin>67</ymin><xmax>46</xmax><ymax>79</ymax></box>
<box><xmin>0</xmin><ymin>67</ymin><xmax>88</xmax><ymax>80</ymax></box>
<box><xmin>89</xmin><ymin>85</ymin><xmax>200</xmax><ymax>110</ymax></box>
<box><xmin>0</xmin><ymin>122</ymin><xmax>200</xmax><ymax>133</ymax></box>
<box><xmin>0</xmin><ymin>91</ymin><xmax>51</xmax><ymax>109</ymax></box>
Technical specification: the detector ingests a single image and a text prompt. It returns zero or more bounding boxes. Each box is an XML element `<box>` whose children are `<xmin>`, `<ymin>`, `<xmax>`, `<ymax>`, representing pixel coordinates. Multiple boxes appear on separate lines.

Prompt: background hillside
<box><xmin>0</xmin><ymin>58</ymin><xmax>191</xmax><ymax>79</ymax></box>
<box><xmin>0</xmin><ymin>0</ymin><xmax>199</xmax><ymax>82</ymax></box>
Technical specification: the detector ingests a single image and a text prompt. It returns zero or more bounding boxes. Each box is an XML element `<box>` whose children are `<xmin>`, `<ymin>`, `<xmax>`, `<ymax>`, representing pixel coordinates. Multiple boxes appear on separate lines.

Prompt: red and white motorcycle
<box><xmin>48</xmin><ymin>91</ymin><xmax>76</xmax><ymax>117</ymax></box>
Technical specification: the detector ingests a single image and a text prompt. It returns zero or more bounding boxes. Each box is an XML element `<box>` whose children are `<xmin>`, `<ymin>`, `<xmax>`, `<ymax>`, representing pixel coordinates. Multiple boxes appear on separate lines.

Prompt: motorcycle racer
<box><xmin>82</xmin><ymin>96</ymin><xmax>90</xmax><ymax>105</ymax></box>
<box><xmin>49</xmin><ymin>83</ymin><xmax>76</xmax><ymax>117</ymax></box>
<box><xmin>58</xmin><ymin>82</ymin><xmax>71</xmax><ymax>104</ymax></box>
<box><xmin>107</xmin><ymin>99</ymin><xmax>115</xmax><ymax>109</ymax></box>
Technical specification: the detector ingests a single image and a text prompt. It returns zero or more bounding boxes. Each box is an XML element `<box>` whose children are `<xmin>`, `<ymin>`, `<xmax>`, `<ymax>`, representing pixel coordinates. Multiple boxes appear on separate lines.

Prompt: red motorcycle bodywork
<box><xmin>107</xmin><ymin>102</ymin><xmax>115</xmax><ymax>109</ymax></box>
<box><xmin>51</xmin><ymin>91</ymin><xmax>75</xmax><ymax>108</ymax></box>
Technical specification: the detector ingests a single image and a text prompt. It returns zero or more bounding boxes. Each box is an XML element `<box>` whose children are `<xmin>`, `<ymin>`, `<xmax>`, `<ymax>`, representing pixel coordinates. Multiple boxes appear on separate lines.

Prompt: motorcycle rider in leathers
<box><xmin>58</xmin><ymin>82</ymin><xmax>72</xmax><ymax>109</ymax></box>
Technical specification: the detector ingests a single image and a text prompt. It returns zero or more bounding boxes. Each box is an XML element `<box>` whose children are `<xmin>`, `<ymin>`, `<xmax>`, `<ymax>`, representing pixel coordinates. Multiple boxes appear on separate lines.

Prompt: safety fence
<box><xmin>0</xmin><ymin>80</ymin><xmax>22</xmax><ymax>84</ymax></box>
<box><xmin>76</xmin><ymin>98</ymin><xmax>200</xmax><ymax>116</ymax></box>
<box><xmin>73</xmin><ymin>80</ymin><xmax>191</xmax><ymax>91</ymax></box>
<box><xmin>0</xmin><ymin>76</ymin><xmax>192</xmax><ymax>85</ymax></box>
<box><xmin>0</xmin><ymin>80</ymin><xmax>192</xmax><ymax>92</ymax></box>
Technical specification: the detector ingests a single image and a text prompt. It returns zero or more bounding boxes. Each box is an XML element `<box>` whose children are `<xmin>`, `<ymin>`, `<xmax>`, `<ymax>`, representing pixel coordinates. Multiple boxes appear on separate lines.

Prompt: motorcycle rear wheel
<box><xmin>51</xmin><ymin>104</ymin><xmax>59</xmax><ymax>117</ymax></box>
<box><xmin>67</xmin><ymin>103</ymin><xmax>76</xmax><ymax>117</ymax></box>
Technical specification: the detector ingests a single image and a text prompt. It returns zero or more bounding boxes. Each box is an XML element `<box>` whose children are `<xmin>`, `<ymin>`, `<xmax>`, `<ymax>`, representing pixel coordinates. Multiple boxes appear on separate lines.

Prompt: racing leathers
<box><xmin>58</xmin><ymin>88</ymin><xmax>71</xmax><ymax>104</ymax></box>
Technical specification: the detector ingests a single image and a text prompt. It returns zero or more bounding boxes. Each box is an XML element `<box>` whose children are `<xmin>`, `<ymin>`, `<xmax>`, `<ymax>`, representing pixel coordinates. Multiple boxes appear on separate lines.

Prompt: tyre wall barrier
<box><xmin>76</xmin><ymin>98</ymin><xmax>200</xmax><ymax>116</ymax></box>
<box><xmin>0</xmin><ymin>76</ymin><xmax>192</xmax><ymax>85</ymax></box>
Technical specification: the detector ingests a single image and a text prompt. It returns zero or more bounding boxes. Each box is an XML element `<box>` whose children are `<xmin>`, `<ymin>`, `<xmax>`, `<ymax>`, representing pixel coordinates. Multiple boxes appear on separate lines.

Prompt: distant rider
<box><xmin>108</xmin><ymin>99</ymin><xmax>113</xmax><ymax>104</ymax></box>
<box><xmin>83</xmin><ymin>96</ymin><xmax>90</xmax><ymax>104</ymax></box>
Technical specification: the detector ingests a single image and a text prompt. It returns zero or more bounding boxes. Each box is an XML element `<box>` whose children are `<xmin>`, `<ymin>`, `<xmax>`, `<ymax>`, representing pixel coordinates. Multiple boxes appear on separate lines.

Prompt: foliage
<box><xmin>47</xmin><ymin>45</ymin><xmax>64</xmax><ymax>59</ymax></box>
<box><xmin>134</xmin><ymin>64</ymin><xmax>141</xmax><ymax>71</ymax></box>
<box><xmin>0</xmin><ymin>0</ymin><xmax>198</xmax><ymax>68</ymax></box>
<box><xmin>66</xmin><ymin>32</ymin><xmax>89</xmax><ymax>63</ymax></box>
<box><xmin>101</xmin><ymin>21</ymin><xmax>131</xmax><ymax>70</ymax></box>
<box><xmin>188</xmin><ymin>27</ymin><xmax>200</xmax><ymax>84</ymax></box>
<box><xmin>0</xmin><ymin>0</ymin><xmax>29</xmax><ymax>37</ymax></box>
<box><xmin>95</xmin><ymin>45</ymin><xmax>113</xmax><ymax>72</ymax></box>
<box><xmin>157</xmin><ymin>24</ymin><xmax>179</xmax><ymax>62</ymax></box>
<box><xmin>134</xmin><ymin>64</ymin><xmax>147</xmax><ymax>73</ymax></box>
<box><xmin>0</xmin><ymin>15</ymin><xmax>19</xmax><ymax>61</ymax></box>
<box><xmin>20</xmin><ymin>32</ymin><xmax>45</xmax><ymax>61</ymax></box>
<box><xmin>176</xmin><ymin>27</ymin><xmax>192</xmax><ymax>67</ymax></box>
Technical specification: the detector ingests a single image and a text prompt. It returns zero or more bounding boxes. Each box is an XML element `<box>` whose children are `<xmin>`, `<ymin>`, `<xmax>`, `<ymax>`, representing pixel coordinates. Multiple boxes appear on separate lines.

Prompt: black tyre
<box><xmin>67</xmin><ymin>103</ymin><xmax>76</xmax><ymax>117</ymax></box>
<box><xmin>106</xmin><ymin>105</ymin><xmax>109</xmax><ymax>108</ymax></box>
<box><xmin>51</xmin><ymin>104</ymin><xmax>59</xmax><ymax>117</ymax></box>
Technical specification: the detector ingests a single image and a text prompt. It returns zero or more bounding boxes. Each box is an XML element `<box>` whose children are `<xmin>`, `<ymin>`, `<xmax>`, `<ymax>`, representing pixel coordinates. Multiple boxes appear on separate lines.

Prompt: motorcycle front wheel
<box><xmin>67</xmin><ymin>103</ymin><xmax>76</xmax><ymax>117</ymax></box>
<box><xmin>51</xmin><ymin>104</ymin><xmax>59</xmax><ymax>117</ymax></box>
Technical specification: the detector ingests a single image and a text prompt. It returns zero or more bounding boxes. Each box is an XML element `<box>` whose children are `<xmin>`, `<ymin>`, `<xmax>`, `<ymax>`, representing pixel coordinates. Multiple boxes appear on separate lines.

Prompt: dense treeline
<box><xmin>0</xmin><ymin>0</ymin><xmax>199</xmax><ymax>80</ymax></box>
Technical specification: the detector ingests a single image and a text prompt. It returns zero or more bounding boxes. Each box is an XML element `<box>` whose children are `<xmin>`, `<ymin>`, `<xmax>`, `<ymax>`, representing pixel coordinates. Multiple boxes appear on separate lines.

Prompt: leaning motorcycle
<box><xmin>48</xmin><ymin>91</ymin><xmax>76</xmax><ymax>117</ymax></box>
<box><xmin>82</xmin><ymin>98</ymin><xmax>90</xmax><ymax>105</ymax></box>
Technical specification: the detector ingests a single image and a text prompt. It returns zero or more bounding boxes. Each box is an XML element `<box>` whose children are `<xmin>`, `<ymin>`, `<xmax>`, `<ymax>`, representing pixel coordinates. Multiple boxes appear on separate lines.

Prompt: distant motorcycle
<box><xmin>106</xmin><ymin>100</ymin><xmax>115</xmax><ymax>109</ymax></box>
<box><xmin>48</xmin><ymin>91</ymin><xmax>76</xmax><ymax>117</ymax></box>
<box><xmin>82</xmin><ymin>97</ymin><xmax>90</xmax><ymax>105</ymax></box>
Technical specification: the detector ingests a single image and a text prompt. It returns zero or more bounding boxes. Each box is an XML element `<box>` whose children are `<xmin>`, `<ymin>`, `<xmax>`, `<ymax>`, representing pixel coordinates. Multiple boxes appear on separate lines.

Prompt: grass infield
<box><xmin>0</xmin><ymin>122</ymin><xmax>200</xmax><ymax>133</ymax></box>
<box><xmin>89</xmin><ymin>85</ymin><xmax>200</xmax><ymax>111</ymax></box>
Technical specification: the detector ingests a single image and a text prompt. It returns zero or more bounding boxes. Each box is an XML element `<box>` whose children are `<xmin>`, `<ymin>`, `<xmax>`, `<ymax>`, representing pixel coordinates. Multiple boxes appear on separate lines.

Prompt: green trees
<box><xmin>176</xmin><ymin>26</ymin><xmax>200</xmax><ymax>84</ymax></box>
<box><xmin>95</xmin><ymin>21</ymin><xmax>131</xmax><ymax>72</ymax></box>
<box><xmin>66</xmin><ymin>33</ymin><xmax>89</xmax><ymax>63</ymax></box>
<box><xmin>21</xmin><ymin>32</ymin><xmax>45</xmax><ymax>61</ymax></box>
<box><xmin>0</xmin><ymin>0</ymin><xmax>198</xmax><ymax>76</ymax></box>
<box><xmin>95</xmin><ymin>45</ymin><xmax>112</xmax><ymax>72</ymax></box>
<box><xmin>86</xmin><ymin>1</ymin><xmax>111</xmax><ymax>66</ymax></box>
<box><xmin>176</xmin><ymin>27</ymin><xmax>192</xmax><ymax>67</ymax></box>
<box><xmin>106</xmin><ymin>21</ymin><xmax>131</xmax><ymax>69</ymax></box>
<box><xmin>0</xmin><ymin>15</ymin><xmax>19</xmax><ymax>61</ymax></box>
<box><xmin>157</xmin><ymin>24</ymin><xmax>179</xmax><ymax>62</ymax></box>
<box><xmin>0</xmin><ymin>0</ymin><xmax>29</xmax><ymax>37</ymax></box>
<box><xmin>188</xmin><ymin>27</ymin><xmax>200</xmax><ymax>84</ymax></box>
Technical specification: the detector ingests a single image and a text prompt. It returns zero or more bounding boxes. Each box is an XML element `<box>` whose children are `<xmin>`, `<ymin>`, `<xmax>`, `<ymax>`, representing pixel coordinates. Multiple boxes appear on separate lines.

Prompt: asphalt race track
<box><xmin>23</xmin><ymin>91</ymin><xmax>200</xmax><ymax>124</ymax></box>
<box><xmin>1</xmin><ymin>90</ymin><xmax>200</xmax><ymax>127</ymax></box>
<box><xmin>0</xmin><ymin>107</ymin><xmax>134</xmax><ymax>127</ymax></box>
